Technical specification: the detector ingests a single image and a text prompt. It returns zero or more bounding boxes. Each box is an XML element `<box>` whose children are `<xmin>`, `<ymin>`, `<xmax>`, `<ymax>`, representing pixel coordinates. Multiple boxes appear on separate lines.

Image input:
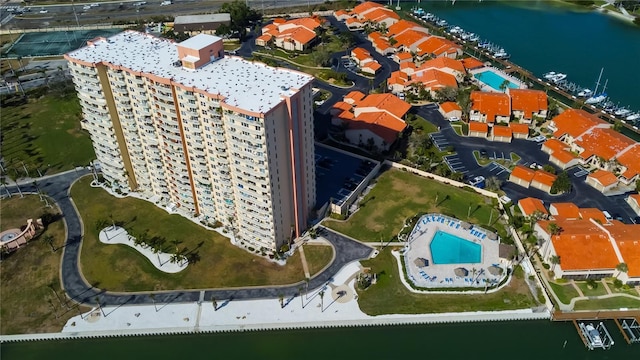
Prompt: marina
<box><xmin>409</xmin><ymin>7</ymin><xmax>640</xmax><ymax>135</ymax></box>
<box><xmin>575</xmin><ymin>321</ymin><xmax>614</xmax><ymax>350</ymax></box>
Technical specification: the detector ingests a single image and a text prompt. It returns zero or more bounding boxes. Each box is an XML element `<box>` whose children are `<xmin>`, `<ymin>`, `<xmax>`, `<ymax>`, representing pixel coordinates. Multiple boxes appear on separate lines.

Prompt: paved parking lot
<box><xmin>430</xmin><ymin>133</ymin><xmax>449</xmax><ymax>151</ymax></box>
<box><xmin>569</xmin><ymin>166</ymin><xmax>590</xmax><ymax>178</ymax></box>
<box><xmin>485</xmin><ymin>162</ymin><xmax>510</xmax><ymax>177</ymax></box>
<box><xmin>489</xmin><ymin>150</ymin><xmax>509</xmax><ymax>160</ymax></box>
<box><xmin>443</xmin><ymin>154</ymin><xmax>467</xmax><ymax>174</ymax></box>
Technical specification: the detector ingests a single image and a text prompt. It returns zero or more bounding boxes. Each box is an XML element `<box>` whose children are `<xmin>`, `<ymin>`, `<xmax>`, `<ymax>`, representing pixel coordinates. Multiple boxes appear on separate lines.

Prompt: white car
<box><xmin>160</xmin><ymin>0</ymin><xmax>172</xmax><ymax>5</ymax></box>
<box><xmin>39</xmin><ymin>9</ymin><xmax>48</xmax><ymax>14</ymax></box>
<box><xmin>531</xmin><ymin>135</ymin><xmax>546</xmax><ymax>143</ymax></box>
<box><xmin>448</xmin><ymin>116</ymin><xmax>460</xmax><ymax>122</ymax></box>
<box><xmin>83</xmin><ymin>5</ymin><xmax>91</xmax><ymax>10</ymax></box>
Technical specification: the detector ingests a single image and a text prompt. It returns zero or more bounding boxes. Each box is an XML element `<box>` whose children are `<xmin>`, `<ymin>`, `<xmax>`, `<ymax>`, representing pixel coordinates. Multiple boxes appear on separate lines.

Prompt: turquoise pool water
<box><xmin>474</xmin><ymin>70</ymin><xmax>519</xmax><ymax>91</ymax></box>
<box><xmin>430</xmin><ymin>231</ymin><xmax>481</xmax><ymax>264</ymax></box>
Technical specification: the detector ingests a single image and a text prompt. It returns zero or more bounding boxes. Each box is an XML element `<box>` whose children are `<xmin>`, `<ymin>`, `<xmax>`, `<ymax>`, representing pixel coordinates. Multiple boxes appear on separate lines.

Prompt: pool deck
<box><xmin>403</xmin><ymin>213</ymin><xmax>504</xmax><ymax>289</ymax></box>
<box><xmin>471</xmin><ymin>67</ymin><xmax>526</xmax><ymax>93</ymax></box>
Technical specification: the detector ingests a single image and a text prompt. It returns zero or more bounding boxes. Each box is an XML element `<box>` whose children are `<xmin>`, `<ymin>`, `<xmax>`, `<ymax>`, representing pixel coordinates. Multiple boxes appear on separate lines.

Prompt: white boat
<box><xmin>626</xmin><ymin>113</ymin><xmax>640</xmax><ymax>121</ymax></box>
<box><xmin>543</xmin><ymin>71</ymin><xmax>557</xmax><ymax>80</ymax></box>
<box><xmin>586</xmin><ymin>93</ymin><xmax>607</xmax><ymax>104</ymax></box>
<box><xmin>468</xmin><ymin>33</ymin><xmax>479</xmax><ymax>42</ymax></box>
<box><xmin>577</xmin><ymin>88</ymin><xmax>592</xmax><ymax>97</ymax></box>
<box><xmin>550</xmin><ymin>73</ymin><xmax>567</xmax><ymax>82</ymax></box>
<box><xmin>494</xmin><ymin>50</ymin><xmax>510</xmax><ymax>59</ymax></box>
<box><xmin>615</xmin><ymin>107</ymin><xmax>631</xmax><ymax>117</ymax></box>
<box><xmin>449</xmin><ymin>26</ymin><xmax>463</xmax><ymax>34</ymax></box>
<box><xmin>585</xmin><ymin>324</ymin><xmax>603</xmax><ymax>348</ymax></box>
<box><xmin>436</xmin><ymin>19</ymin><xmax>448</xmax><ymax>27</ymax></box>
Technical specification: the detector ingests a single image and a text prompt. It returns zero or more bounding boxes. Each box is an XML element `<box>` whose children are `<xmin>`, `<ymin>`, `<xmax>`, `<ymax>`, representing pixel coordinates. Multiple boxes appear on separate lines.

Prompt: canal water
<box><xmin>2</xmin><ymin>320</ymin><xmax>638</xmax><ymax>359</ymax></box>
<box><xmin>413</xmin><ymin>0</ymin><xmax>640</xmax><ymax>109</ymax></box>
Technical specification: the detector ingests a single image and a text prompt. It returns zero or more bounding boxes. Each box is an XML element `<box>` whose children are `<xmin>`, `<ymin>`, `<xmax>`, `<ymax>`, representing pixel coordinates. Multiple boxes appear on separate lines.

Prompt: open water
<box><xmin>416</xmin><ymin>0</ymin><xmax>640</xmax><ymax>109</ymax></box>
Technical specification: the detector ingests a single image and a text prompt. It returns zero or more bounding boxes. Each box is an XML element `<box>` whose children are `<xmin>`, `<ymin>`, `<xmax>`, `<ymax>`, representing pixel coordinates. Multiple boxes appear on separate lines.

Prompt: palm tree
<box><xmin>43</xmin><ymin>234</ymin><xmax>56</xmax><ymax>252</ymax></box>
<box><xmin>319</xmin><ymin>289</ymin><xmax>325</xmax><ymax>312</ymax></box>
<box><xmin>549</xmin><ymin>255</ymin><xmax>561</xmax><ymax>273</ymax></box>
<box><xmin>547</xmin><ymin>222</ymin><xmax>561</xmax><ymax>236</ymax></box>
<box><xmin>95</xmin><ymin>296</ymin><xmax>105</xmax><ymax>316</ymax></box>
<box><xmin>212</xmin><ymin>297</ymin><xmax>218</xmax><ymax>311</ymax></box>
<box><xmin>616</xmin><ymin>262</ymin><xmax>628</xmax><ymax>274</ymax></box>
<box><xmin>278</xmin><ymin>293</ymin><xmax>284</xmax><ymax>309</ymax></box>
<box><xmin>499</xmin><ymin>79</ymin><xmax>510</xmax><ymax>93</ymax></box>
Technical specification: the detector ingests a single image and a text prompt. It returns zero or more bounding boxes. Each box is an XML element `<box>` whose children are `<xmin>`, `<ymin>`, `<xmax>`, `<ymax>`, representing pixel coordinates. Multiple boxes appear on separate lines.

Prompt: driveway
<box><xmin>4</xmin><ymin>172</ymin><xmax>374</xmax><ymax>306</ymax></box>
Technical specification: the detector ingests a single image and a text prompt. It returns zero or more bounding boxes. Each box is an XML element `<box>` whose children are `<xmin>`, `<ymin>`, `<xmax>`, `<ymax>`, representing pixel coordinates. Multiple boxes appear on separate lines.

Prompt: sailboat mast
<box><xmin>593</xmin><ymin>67</ymin><xmax>603</xmax><ymax>95</ymax></box>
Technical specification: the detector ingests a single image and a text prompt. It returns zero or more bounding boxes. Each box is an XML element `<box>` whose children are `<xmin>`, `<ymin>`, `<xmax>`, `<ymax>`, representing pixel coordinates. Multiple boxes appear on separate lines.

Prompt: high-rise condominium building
<box><xmin>65</xmin><ymin>31</ymin><xmax>316</xmax><ymax>252</ymax></box>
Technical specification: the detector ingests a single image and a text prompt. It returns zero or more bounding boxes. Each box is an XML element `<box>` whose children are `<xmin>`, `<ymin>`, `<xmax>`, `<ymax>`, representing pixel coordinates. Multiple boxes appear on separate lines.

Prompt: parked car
<box><xmin>531</xmin><ymin>135</ymin><xmax>546</xmax><ymax>143</ymax></box>
<box><xmin>448</xmin><ymin>116</ymin><xmax>460</xmax><ymax>122</ymax></box>
<box><xmin>160</xmin><ymin>1</ymin><xmax>172</xmax><ymax>5</ymax></box>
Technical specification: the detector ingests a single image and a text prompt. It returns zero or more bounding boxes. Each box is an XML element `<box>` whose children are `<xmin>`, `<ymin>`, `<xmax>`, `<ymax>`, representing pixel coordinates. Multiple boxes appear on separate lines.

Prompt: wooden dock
<box><xmin>614</xmin><ymin>318</ymin><xmax>633</xmax><ymax>344</ymax></box>
<box><xmin>572</xmin><ymin>320</ymin><xmax>590</xmax><ymax>347</ymax></box>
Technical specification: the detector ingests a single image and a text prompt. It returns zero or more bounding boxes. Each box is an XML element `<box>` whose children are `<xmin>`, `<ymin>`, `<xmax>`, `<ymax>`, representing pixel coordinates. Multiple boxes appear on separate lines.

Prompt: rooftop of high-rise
<box><xmin>66</xmin><ymin>30</ymin><xmax>314</xmax><ymax>114</ymax></box>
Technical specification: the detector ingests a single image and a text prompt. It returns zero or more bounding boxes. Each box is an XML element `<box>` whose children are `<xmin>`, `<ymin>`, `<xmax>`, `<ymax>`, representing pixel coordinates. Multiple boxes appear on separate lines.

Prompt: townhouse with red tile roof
<box><xmin>533</xmin><ymin>202</ymin><xmax>640</xmax><ymax>284</ymax></box>
<box><xmin>507</xmin><ymin>89</ymin><xmax>547</xmax><ymax>124</ymax></box>
<box><xmin>469</xmin><ymin>91</ymin><xmax>511</xmax><ymax>124</ymax></box>
<box><xmin>350</xmin><ymin>47</ymin><xmax>382</xmax><ymax>75</ymax></box>
<box><xmin>541</xmin><ymin>139</ymin><xmax>580</xmax><ymax>170</ymax></box>
<box><xmin>439</xmin><ymin>102</ymin><xmax>461</xmax><ymax>120</ymax></box>
<box><xmin>255</xmin><ymin>17</ymin><xmax>323</xmax><ymax>51</ymax></box>
<box><xmin>548</xmin><ymin>109</ymin><xmax>640</xmax><ymax>187</ymax></box>
<box><xmin>387</xmin><ymin>69</ymin><xmax>457</xmax><ymax>97</ymax></box>
<box><xmin>508</xmin><ymin>165</ymin><xmax>557</xmax><ymax>193</ymax></box>
<box><xmin>335</xmin><ymin>1</ymin><xmax>399</xmax><ymax>30</ymax></box>
<box><xmin>330</xmin><ymin>92</ymin><xmax>411</xmax><ymax>151</ymax></box>
<box><xmin>517</xmin><ymin>197</ymin><xmax>549</xmax><ymax>219</ymax></box>
<box><xmin>626</xmin><ymin>194</ymin><xmax>640</xmax><ymax>216</ymax></box>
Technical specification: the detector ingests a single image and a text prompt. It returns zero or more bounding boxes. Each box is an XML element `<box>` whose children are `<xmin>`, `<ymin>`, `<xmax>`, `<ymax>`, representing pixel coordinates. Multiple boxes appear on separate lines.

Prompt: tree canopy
<box><xmin>220</xmin><ymin>0</ymin><xmax>262</xmax><ymax>39</ymax></box>
<box><xmin>550</xmin><ymin>171</ymin><xmax>571</xmax><ymax>194</ymax></box>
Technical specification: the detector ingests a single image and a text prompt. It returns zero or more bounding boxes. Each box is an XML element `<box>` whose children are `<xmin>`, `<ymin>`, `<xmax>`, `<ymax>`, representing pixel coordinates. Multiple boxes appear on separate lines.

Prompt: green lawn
<box><xmin>1</xmin><ymin>195</ymin><xmax>91</xmax><ymax>334</ymax></box>
<box><xmin>407</xmin><ymin>115</ymin><xmax>438</xmax><ymax>134</ymax></box>
<box><xmin>573</xmin><ymin>296</ymin><xmax>640</xmax><ymax>311</ymax></box>
<box><xmin>548</xmin><ymin>282</ymin><xmax>580</xmax><ymax>304</ymax></box>
<box><xmin>304</xmin><ymin>244</ymin><xmax>334</xmax><ymax>276</ymax></box>
<box><xmin>575</xmin><ymin>282</ymin><xmax>608</xmax><ymax>297</ymax></box>
<box><xmin>325</xmin><ymin>169</ymin><xmax>506</xmax><ymax>242</ymax></box>
<box><xmin>356</xmin><ymin>249</ymin><xmax>536</xmax><ymax>315</ymax></box>
<box><xmin>71</xmin><ymin>177</ymin><xmax>331</xmax><ymax>291</ymax></box>
<box><xmin>1</xmin><ymin>93</ymin><xmax>94</xmax><ymax>176</ymax></box>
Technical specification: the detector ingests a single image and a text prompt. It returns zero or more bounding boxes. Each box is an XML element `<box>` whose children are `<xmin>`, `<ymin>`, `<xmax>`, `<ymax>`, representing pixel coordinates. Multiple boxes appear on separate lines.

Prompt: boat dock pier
<box><xmin>553</xmin><ymin>310</ymin><xmax>640</xmax><ymax>347</ymax></box>
<box><xmin>409</xmin><ymin>13</ymin><xmax>640</xmax><ymax>138</ymax></box>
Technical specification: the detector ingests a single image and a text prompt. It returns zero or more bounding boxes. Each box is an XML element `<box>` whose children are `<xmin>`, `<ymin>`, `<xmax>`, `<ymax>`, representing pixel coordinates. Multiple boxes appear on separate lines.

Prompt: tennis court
<box><xmin>2</xmin><ymin>29</ymin><xmax>123</xmax><ymax>58</ymax></box>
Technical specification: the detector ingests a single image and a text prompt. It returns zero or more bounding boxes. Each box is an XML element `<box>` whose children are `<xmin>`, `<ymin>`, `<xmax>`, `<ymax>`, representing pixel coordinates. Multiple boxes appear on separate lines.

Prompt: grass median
<box><xmin>356</xmin><ymin>248</ymin><xmax>536</xmax><ymax>315</ymax></box>
<box><xmin>71</xmin><ymin>177</ymin><xmax>332</xmax><ymax>291</ymax></box>
<box><xmin>1</xmin><ymin>195</ymin><xmax>90</xmax><ymax>334</ymax></box>
<box><xmin>325</xmin><ymin>168</ymin><xmax>506</xmax><ymax>242</ymax></box>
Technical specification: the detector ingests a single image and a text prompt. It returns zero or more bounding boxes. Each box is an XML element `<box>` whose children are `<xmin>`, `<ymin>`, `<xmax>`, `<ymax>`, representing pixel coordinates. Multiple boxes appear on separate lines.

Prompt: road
<box><xmin>1</xmin><ymin>0</ymin><xmax>329</xmax><ymax>30</ymax></box>
<box><xmin>4</xmin><ymin>171</ymin><xmax>373</xmax><ymax>306</ymax></box>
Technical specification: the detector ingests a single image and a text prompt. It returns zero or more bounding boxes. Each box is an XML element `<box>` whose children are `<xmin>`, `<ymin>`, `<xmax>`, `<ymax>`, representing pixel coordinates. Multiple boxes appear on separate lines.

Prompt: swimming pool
<box><xmin>474</xmin><ymin>70</ymin><xmax>519</xmax><ymax>91</ymax></box>
<box><xmin>430</xmin><ymin>230</ymin><xmax>481</xmax><ymax>264</ymax></box>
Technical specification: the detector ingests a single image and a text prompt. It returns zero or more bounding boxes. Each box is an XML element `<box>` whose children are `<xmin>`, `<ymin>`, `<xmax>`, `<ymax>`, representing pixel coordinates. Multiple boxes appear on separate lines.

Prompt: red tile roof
<box><xmin>579</xmin><ymin>208</ymin><xmax>607</xmax><ymax>223</ymax></box>
<box><xmin>417</xmin><ymin>57</ymin><xmax>465</xmax><ymax>74</ymax></box>
<box><xmin>361</xmin><ymin>8</ymin><xmax>400</xmax><ymax>23</ymax></box>
<box><xmin>393</xmin><ymin>30</ymin><xmax>429</xmax><ymax>50</ymax></box>
<box><xmin>351</xmin><ymin>47</ymin><xmax>371</xmax><ymax>61</ymax></box>
<box><xmin>543</xmin><ymin>138</ymin><xmax>569</xmax><ymax>153</ymax></box>
<box><xmin>344</xmin><ymin>91</ymin><xmax>366</xmax><ymax>103</ymax></box>
<box><xmin>575</xmin><ymin>127</ymin><xmax>636</xmax><ymax>161</ymax></box>
<box><xmin>387</xmin><ymin>19</ymin><xmax>424</xmax><ymax>37</ymax></box>
<box><xmin>461</xmin><ymin>57</ymin><xmax>485</xmax><ymax>70</ymax></box>
<box><xmin>278</xmin><ymin>27</ymin><xmax>316</xmax><ymax>45</ymax></box>
<box><xmin>588</xmin><ymin>170</ymin><xmax>619</xmax><ymax>187</ymax></box>
<box><xmin>411</xmin><ymin>69</ymin><xmax>458</xmax><ymax>89</ymax></box>
<box><xmin>388</xmin><ymin>70</ymin><xmax>408</xmax><ymax>86</ymax></box>
<box><xmin>332</xmin><ymin>101</ymin><xmax>352</xmax><ymax>112</ymax></box>
<box><xmin>617</xmin><ymin>144</ymin><xmax>640</xmax><ymax>180</ymax></box>
<box><xmin>629</xmin><ymin>194</ymin><xmax>640</xmax><ymax>205</ymax></box>
<box><xmin>509</xmin><ymin>89</ymin><xmax>547</xmax><ymax>118</ymax></box>
<box><xmin>356</xmin><ymin>93</ymin><xmax>411</xmax><ymax>120</ymax></box>
<box><xmin>363</xmin><ymin>61</ymin><xmax>382</xmax><ymax>72</ymax></box>
<box><xmin>550</xmin><ymin>149</ymin><xmax>578</xmax><ymax>165</ymax></box>
<box><xmin>511</xmin><ymin>165</ymin><xmax>536</xmax><ymax>182</ymax></box>
<box><xmin>256</xmin><ymin>34</ymin><xmax>273</xmax><ymax>42</ymax></box>
<box><xmin>416</xmin><ymin>36</ymin><xmax>461</xmax><ymax>57</ymax></box>
<box><xmin>552</xmin><ymin>109</ymin><xmax>608</xmax><ymax>138</ymax></box>
<box><xmin>538</xmin><ymin>219</ymin><xmax>620</xmax><ymax>271</ymax></box>
<box><xmin>532</xmin><ymin>170</ymin><xmax>557</xmax><ymax>187</ymax></box>
<box><xmin>468</xmin><ymin>121</ymin><xmax>488</xmax><ymax>133</ymax></box>
<box><xmin>550</xmin><ymin>203</ymin><xmax>580</xmax><ymax>219</ymax></box>
<box><xmin>610</xmin><ymin>224</ymin><xmax>640</xmax><ymax>276</ymax></box>
<box><xmin>509</xmin><ymin>123</ymin><xmax>530</xmax><ymax>134</ymax></box>
<box><xmin>492</xmin><ymin>125</ymin><xmax>512</xmax><ymax>138</ymax></box>
<box><xmin>518</xmin><ymin>197</ymin><xmax>548</xmax><ymax>217</ymax></box>
<box><xmin>373</xmin><ymin>37</ymin><xmax>392</xmax><ymax>52</ymax></box>
<box><xmin>395</xmin><ymin>52</ymin><xmax>413</xmax><ymax>61</ymax></box>
<box><xmin>440</xmin><ymin>102</ymin><xmax>461</xmax><ymax>113</ymax></box>
<box><xmin>471</xmin><ymin>91</ymin><xmax>511</xmax><ymax>122</ymax></box>
<box><xmin>352</xmin><ymin>1</ymin><xmax>383</xmax><ymax>15</ymax></box>
<box><xmin>351</xmin><ymin>111</ymin><xmax>407</xmax><ymax>144</ymax></box>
